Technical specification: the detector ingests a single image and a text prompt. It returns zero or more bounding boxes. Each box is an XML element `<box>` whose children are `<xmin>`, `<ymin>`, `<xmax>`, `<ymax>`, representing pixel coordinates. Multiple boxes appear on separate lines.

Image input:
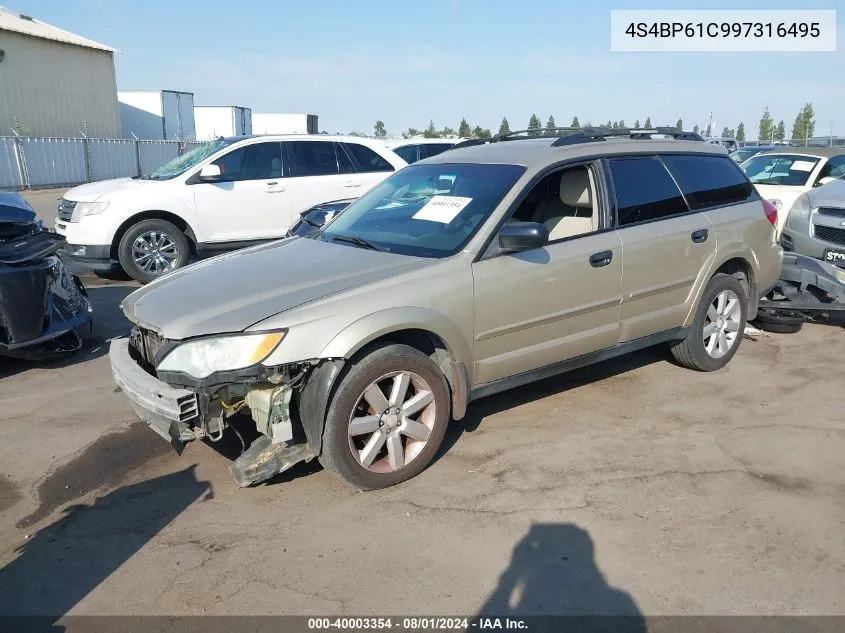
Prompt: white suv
<box><xmin>54</xmin><ymin>135</ymin><xmax>407</xmax><ymax>282</ymax></box>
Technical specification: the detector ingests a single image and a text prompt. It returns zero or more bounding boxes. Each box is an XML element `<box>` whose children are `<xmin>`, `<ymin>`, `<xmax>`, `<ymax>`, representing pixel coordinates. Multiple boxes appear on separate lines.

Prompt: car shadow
<box><xmin>435</xmin><ymin>346</ymin><xmax>669</xmax><ymax>464</ymax></box>
<box><xmin>473</xmin><ymin>523</ymin><xmax>644</xmax><ymax>631</ymax></box>
<box><xmin>0</xmin><ymin>466</ymin><xmax>211</xmax><ymax>625</ymax></box>
<box><xmin>0</xmin><ymin>284</ymin><xmax>135</xmax><ymax>379</ymax></box>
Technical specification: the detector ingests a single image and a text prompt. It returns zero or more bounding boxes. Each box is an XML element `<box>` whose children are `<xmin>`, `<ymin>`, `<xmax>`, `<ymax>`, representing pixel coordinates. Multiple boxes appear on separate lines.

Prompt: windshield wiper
<box><xmin>330</xmin><ymin>234</ymin><xmax>380</xmax><ymax>251</ymax></box>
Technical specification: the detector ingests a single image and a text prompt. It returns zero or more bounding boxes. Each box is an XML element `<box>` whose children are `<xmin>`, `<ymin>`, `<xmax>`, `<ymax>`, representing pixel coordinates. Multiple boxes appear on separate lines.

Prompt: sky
<box><xmin>8</xmin><ymin>0</ymin><xmax>845</xmax><ymax>138</ymax></box>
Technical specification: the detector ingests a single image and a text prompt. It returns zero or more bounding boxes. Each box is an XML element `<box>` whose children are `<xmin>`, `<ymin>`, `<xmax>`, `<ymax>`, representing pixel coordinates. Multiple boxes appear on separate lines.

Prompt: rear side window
<box><xmin>393</xmin><ymin>145</ymin><xmax>419</xmax><ymax>164</ymax></box>
<box><xmin>661</xmin><ymin>154</ymin><xmax>756</xmax><ymax>210</ymax></box>
<box><xmin>609</xmin><ymin>157</ymin><xmax>687</xmax><ymax>226</ymax></box>
<box><xmin>420</xmin><ymin>143</ymin><xmax>454</xmax><ymax>159</ymax></box>
<box><xmin>289</xmin><ymin>141</ymin><xmax>338</xmax><ymax>177</ymax></box>
<box><xmin>344</xmin><ymin>142</ymin><xmax>394</xmax><ymax>173</ymax></box>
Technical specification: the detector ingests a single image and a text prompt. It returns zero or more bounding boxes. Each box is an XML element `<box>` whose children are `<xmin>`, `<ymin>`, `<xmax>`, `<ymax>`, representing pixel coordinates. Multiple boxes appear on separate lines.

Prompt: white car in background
<box><xmin>741</xmin><ymin>147</ymin><xmax>845</xmax><ymax>235</ymax></box>
<box><xmin>54</xmin><ymin>135</ymin><xmax>407</xmax><ymax>282</ymax></box>
<box><xmin>386</xmin><ymin>138</ymin><xmax>462</xmax><ymax>164</ymax></box>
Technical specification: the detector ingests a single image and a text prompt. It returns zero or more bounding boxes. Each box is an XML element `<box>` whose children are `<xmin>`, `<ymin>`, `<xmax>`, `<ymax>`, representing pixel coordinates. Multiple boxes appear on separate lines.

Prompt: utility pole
<box><xmin>829</xmin><ymin>122</ymin><xmax>833</xmax><ymax>147</ymax></box>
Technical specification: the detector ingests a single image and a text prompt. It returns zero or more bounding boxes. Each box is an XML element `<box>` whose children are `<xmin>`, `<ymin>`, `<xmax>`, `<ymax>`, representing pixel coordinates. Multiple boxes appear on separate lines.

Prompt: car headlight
<box><xmin>157</xmin><ymin>331</ymin><xmax>286</xmax><ymax>379</ymax></box>
<box><xmin>768</xmin><ymin>198</ymin><xmax>782</xmax><ymax>211</ymax></box>
<box><xmin>788</xmin><ymin>194</ymin><xmax>811</xmax><ymax>219</ymax></box>
<box><xmin>70</xmin><ymin>201</ymin><xmax>109</xmax><ymax>222</ymax></box>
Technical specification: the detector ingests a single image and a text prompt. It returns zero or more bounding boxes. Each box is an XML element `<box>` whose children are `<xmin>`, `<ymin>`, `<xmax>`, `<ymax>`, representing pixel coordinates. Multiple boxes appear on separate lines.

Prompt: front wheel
<box><xmin>117</xmin><ymin>218</ymin><xmax>190</xmax><ymax>284</ymax></box>
<box><xmin>671</xmin><ymin>273</ymin><xmax>748</xmax><ymax>372</ymax></box>
<box><xmin>319</xmin><ymin>343</ymin><xmax>451</xmax><ymax>490</ymax></box>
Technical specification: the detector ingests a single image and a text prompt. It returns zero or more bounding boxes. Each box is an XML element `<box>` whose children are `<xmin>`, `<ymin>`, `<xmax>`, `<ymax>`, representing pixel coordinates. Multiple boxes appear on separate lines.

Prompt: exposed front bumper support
<box><xmin>109</xmin><ymin>338</ymin><xmax>201</xmax><ymax>452</ymax></box>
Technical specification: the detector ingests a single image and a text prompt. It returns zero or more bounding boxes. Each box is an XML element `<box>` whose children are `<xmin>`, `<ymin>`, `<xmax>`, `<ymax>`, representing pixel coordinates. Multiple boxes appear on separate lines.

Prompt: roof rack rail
<box><xmin>550</xmin><ymin>127</ymin><xmax>704</xmax><ymax>146</ymax></box>
<box><xmin>444</xmin><ymin>127</ymin><xmax>705</xmax><ymax>151</ymax></box>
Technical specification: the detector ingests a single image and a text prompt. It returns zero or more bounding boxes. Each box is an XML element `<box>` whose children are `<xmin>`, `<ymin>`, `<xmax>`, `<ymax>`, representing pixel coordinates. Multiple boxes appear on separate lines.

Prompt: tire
<box><xmin>671</xmin><ymin>273</ymin><xmax>748</xmax><ymax>372</ymax></box>
<box><xmin>117</xmin><ymin>219</ymin><xmax>190</xmax><ymax>284</ymax></box>
<box><xmin>751</xmin><ymin>309</ymin><xmax>804</xmax><ymax>334</ymax></box>
<box><xmin>319</xmin><ymin>343</ymin><xmax>451</xmax><ymax>490</ymax></box>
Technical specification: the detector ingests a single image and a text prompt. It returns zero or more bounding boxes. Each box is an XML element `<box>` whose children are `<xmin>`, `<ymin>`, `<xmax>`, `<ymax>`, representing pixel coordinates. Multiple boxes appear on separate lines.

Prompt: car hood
<box><xmin>121</xmin><ymin>237</ymin><xmax>433</xmax><ymax>340</ymax></box>
<box><xmin>64</xmin><ymin>177</ymin><xmax>159</xmax><ymax>202</ymax></box>
<box><xmin>807</xmin><ymin>179</ymin><xmax>845</xmax><ymax>208</ymax></box>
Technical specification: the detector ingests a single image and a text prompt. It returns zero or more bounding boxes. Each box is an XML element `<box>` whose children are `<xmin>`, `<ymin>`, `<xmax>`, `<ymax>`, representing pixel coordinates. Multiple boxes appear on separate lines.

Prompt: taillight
<box><xmin>762</xmin><ymin>199</ymin><xmax>778</xmax><ymax>226</ymax></box>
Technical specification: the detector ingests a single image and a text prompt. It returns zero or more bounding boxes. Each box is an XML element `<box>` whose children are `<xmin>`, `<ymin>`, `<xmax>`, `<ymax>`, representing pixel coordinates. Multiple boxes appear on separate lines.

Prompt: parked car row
<box><xmin>108</xmin><ymin>127</ymin><xmax>785</xmax><ymax>491</ymax></box>
<box><xmin>54</xmin><ymin>135</ymin><xmax>407</xmax><ymax>283</ymax></box>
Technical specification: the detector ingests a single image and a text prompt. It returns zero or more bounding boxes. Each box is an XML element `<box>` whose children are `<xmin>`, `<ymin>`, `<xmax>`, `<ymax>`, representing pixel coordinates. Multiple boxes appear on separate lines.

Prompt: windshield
<box><xmin>741</xmin><ymin>154</ymin><xmax>820</xmax><ymax>186</ymax></box>
<box><xmin>321</xmin><ymin>163</ymin><xmax>525</xmax><ymax>257</ymax></box>
<box><xmin>142</xmin><ymin>138</ymin><xmax>236</xmax><ymax>180</ymax></box>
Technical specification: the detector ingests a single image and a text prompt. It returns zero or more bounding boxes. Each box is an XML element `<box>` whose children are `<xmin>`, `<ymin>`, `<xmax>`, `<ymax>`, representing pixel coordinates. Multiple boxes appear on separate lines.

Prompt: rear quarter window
<box><xmin>661</xmin><ymin>154</ymin><xmax>757</xmax><ymax>210</ymax></box>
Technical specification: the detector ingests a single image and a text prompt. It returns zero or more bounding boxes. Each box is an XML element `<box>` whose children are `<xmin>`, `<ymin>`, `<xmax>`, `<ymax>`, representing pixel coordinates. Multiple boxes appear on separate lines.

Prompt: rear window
<box><xmin>420</xmin><ymin>143</ymin><xmax>455</xmax><ymax>159</ymax></box>
<box><xmin>608</xmin><ymin>157</ymin><xmax>688</xmax><ymax>226</ymax></box>
<box><xmin>662</xmin><ymin>154</ymin><xmax>757</xmax><ymax>210</ymax></box>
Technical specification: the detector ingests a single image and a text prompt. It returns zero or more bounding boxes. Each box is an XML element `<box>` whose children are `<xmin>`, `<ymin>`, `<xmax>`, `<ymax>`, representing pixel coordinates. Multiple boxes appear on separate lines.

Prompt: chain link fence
<box><xmin>0</xmin><ymin>135</ymin><xmax>207</xmax><ymax>190</ymax></box>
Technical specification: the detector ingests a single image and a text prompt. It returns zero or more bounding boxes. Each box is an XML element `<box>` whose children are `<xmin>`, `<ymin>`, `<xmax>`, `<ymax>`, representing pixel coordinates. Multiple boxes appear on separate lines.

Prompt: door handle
<box><xmin>589</xmin><ymin>250</ymin><xmax>613</xmax><ymax>268</ymax></box>
<box><xmin>265</xmin><ymin>187</ymin><xmax>286</xmax><ymax>193</ymax></box>
<box><xmin>344</xmin><ymin>181</ymin><xmax>362</xmax><ymax>188</ymax></box>
<box><xmin>691</xmin><ymin>229</ymin><xmax>709</xmax><ymax>243</ymax></box>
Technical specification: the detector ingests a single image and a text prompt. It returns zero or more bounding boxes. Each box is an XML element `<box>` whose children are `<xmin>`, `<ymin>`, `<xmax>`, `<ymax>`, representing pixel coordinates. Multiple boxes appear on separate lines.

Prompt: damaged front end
<box><xmin>0</xmin><ymin>194</ymin><xmax>92</xmax><ymax>359</ymax></box>
<box><xmin>110</xmin><ymin>326</ymin><xmax>344</xmax><ymax>487</ymax></box>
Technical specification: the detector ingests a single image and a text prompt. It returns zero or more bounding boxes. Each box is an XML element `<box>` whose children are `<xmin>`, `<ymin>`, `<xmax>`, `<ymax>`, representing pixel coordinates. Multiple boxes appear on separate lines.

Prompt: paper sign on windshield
<box><xmin>412</xmin><ymin>196</ymin><xmax>472</xmax><ymax>223</ymax></box>
<box><xmin>790</xmin><ymin>160</ymin><xmax>816</xmax><ymax>172</ymax></box>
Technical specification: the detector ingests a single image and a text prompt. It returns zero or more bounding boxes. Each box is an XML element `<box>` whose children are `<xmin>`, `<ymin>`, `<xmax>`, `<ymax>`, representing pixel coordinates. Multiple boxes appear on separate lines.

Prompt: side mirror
<box><xmin>197</xmin><ymin>164</ymin><xmax>222</xmax><ymax>182</ymax></box>
<box><xmin>817</xmin><ymin>176</ymin><xmax>836</xmax><ymax>187</ymax></box>
<box><xmin>499</xmin><ymin>222</ymin><xmax>549</xmax><ymax>252</ymax></box>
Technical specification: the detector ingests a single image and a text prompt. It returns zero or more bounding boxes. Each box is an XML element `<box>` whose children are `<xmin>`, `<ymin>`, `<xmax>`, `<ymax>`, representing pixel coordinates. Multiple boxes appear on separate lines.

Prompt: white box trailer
<box><xmin>252</xmin><ymin>113</ymin><xmax>318</xmax><ymax>135</ymax></box>
<box><xmin>118</xmin><ymin>90</ymin><xmax>196</xmax><ymax>140</ymax></box>
<box><xmin>194</xmin><ymin>106</ymin><xmax>253</xmax><ymax>140</ymax></box>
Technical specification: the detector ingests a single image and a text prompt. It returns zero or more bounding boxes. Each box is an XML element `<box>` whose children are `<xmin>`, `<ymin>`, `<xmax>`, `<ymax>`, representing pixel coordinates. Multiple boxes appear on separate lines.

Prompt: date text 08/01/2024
<box><xmin>625</xmin><ymin>22</ymin><xmax>820</xmax><ymax>38</ymax></box>
<box><xmin>307</xmin><ymin>617</ymin><xmax>528</xmax><ymax>630</ymax></box>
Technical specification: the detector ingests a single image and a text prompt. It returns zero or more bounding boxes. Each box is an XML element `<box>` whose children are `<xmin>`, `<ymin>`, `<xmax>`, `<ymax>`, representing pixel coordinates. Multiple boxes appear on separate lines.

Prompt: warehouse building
<box><xmin>0</xmin><ymin>6</ymin><xmax>120</xmax><ymax>137</ymax></box>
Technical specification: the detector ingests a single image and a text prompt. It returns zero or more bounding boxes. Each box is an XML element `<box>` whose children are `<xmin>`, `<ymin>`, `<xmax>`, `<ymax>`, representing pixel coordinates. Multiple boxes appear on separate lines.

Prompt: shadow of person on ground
<box><xmin>0</xmin><ymin>466</ymin><xmax>211</xmax><ymax>624</ymax></box>
<box><xmin>0</xmin><ymin>284</ymin><xmax>135</xmax><ymax>379</ymax></box>
<box><xmin>435</xmin><ymin>346</ymin><xmax>669</xmax><ymax>465</ymax></box>
<box><xmin>474</xmin><ymin>523</ymin><xmax>644</xmax><ymax>633</ymax></box>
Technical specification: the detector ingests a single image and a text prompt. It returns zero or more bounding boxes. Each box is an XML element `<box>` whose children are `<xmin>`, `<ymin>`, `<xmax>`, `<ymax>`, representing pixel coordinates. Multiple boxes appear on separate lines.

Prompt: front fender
<box><xmin>318</xmin><ymin>307</ymin><xmax>473</xmax><ymax>371</ymax></box>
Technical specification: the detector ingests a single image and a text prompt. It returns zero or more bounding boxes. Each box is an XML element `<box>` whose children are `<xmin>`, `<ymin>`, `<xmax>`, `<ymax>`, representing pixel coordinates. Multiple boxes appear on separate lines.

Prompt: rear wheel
<box><xmin>117</xmin><ymin>218</ymin><xmax>190</xmax><ymax>284</ymax></box>
<box><xmin>319</xmin><ymin>343</ymin><xmax>450</xmax><ymax>490</ymax></box>
<box><xmin>671</xmin><ymin>274</ymin><xmax>747</xmax><ymax>371</ymax></box>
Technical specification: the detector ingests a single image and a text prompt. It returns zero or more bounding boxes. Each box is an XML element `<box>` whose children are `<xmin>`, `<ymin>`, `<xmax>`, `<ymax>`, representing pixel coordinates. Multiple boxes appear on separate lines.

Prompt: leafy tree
<box><xmin>634</xmin><ymin>119</ymin><xmax>641</xmax><ymax>128</ymax></box>
<box><xmin>758</xmin><ymin>106</ymin><xmax>774</xmax><ymax>142</ymax></box>
<box><xmin>605</xmin><ymin>120</ymin><xmax>612</xmax><ymax>129</ymax></box>
<box><xmin>791</xmin><ymin>103</ymin><xmax>815</xmax><ymax>144</ymax></box>
<box><xmin>584</xmin><ymin>121</ymin><xmax>593</xmax><ymax>127</ymax></box>
<box><xmin>348</xmin><ymin>131</ymin><xmax>363</xmax><ymax>137</ymax></box>
<box><xmin>424</xmin><ymin>119</ymin><xmax>438</xmax><ymax>138</ymax></box>
<box><xmin>721</xmin><ymin>126</ymin><xmax>730</xmax><ymax>138</ymax></box>
<box><xmin>618</xmin><ymin>119</ymin><xmax>626</xmax><ymax>128</ymax></box>
<box><xmin>403</xmin><ymin>127</ymin><xmax>421</xmax><ymax>139</ymax></box>
<box><xmin>441</xmin><ymin>125</ymin><xmax>456</xmax><ymax>138</ymax></box>
<box><xmin>774</xmin><ymin>120</ymin><xmax>785</xmax><ymax>141</ymax></box>
<box><xmin>545</xmin><ymin>115</ymin><xmax>556</xmax><ymax>133</ymax></box>
<box><xmin>374</xmin><ymin>120</ymin><xmax>386</xmax><ymax>138</ymax></box>
<box><xmin>458</xmin><ymin>118</ymin><xmax>472</xmax><ymax>138</ymax></box>
<box><xmin>736</xmin><ymin>122</ymin><xmax>746</xmax><ymax>141</ymax></box>
<box><xmin>498</xmin><ymin>117</ymin><xmax>511</xmax><ymax>135</ymax></box>
<box><xmin>570</xmin><ymin>116</ymin><xmax>580</xmax><ymax>128</ymax></box>
<box><xmin>528</xmin><ymin>114</ymin><xmax>542</xmax><ymax>135</ymax></box>
<box><xmin>692</xmin><ymin>124</ymin><xmax>700</xmax><ymax>134</ymax></box>
<box><xmin>675</xmin><ymin>118</ymin><xmax>683</xmax><ymax>131</ymax></box>
<box><xmin>473</xmin><ymin>126</ymin><xmax>492</xmax><ymax>139</ymax></box>
<box><xmin>704</xmin><ymin>122</ymin><xmax>712</xmax><ymax>137</ymax></box>
<box><xmin>644</xmin><ymin>117</ymin><xmax>652</xmax><ymax>128</ymax></box>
